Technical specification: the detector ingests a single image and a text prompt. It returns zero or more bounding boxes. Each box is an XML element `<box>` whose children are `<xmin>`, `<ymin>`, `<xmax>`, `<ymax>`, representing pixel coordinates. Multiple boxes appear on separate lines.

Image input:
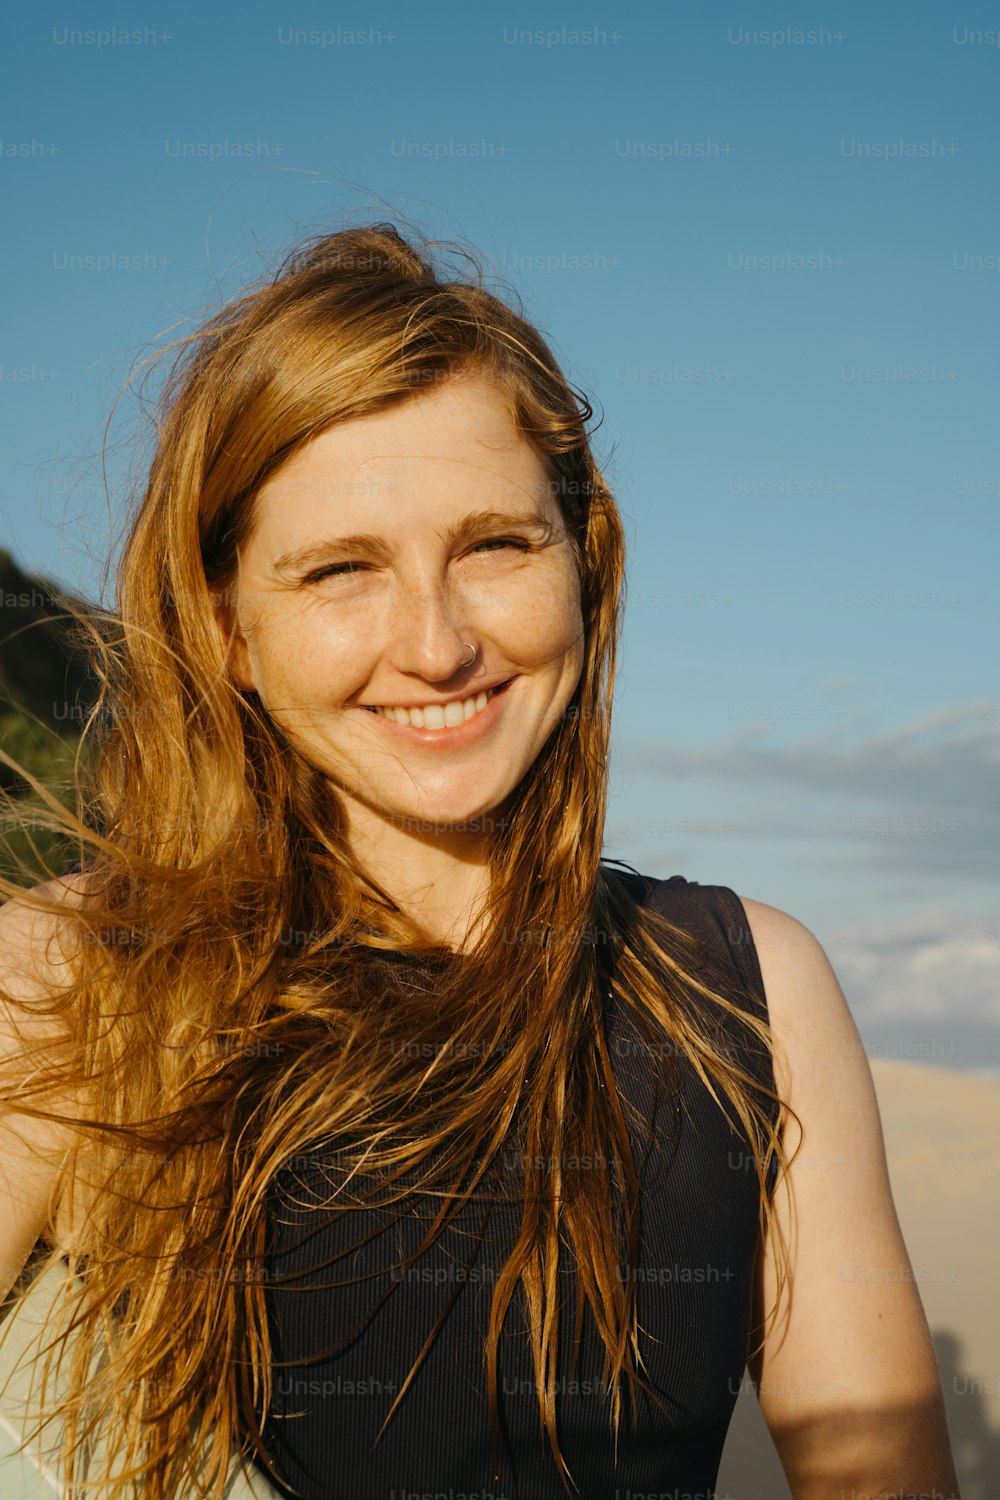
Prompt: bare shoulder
<box><xmin>734</xmin><ymin>895</ymin><xmax>864</xmax><ymax>1103</ymax></box>
<box><xmin>0</xmin><ymin>872</ymin><xmax>90</xmax><ymax>1017</ymax></box>
<box><xmin>0</xmin><ymin>875</ymin><xmax>92</xmax><ymax>1294</ymax></box>
<box><xmin>734</xmin><ymin>893</ymin><xmax>888</xmax><ymax>1225</ymax></box>
<box><xmin>0</xmin><ymin>870</ymin><xmax>91</xmax><ymax>940</ymax></box>
<box><xmin>0</xmin><ymin>869</ymin><xmax>94</xmax><ymax>1091</ymax></box>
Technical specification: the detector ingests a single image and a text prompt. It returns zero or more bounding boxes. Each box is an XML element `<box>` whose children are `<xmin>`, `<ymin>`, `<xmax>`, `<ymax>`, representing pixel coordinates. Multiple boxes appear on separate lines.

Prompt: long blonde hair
<box><xmin>0</xmin><ymin>222</ymin><xmax>790</xmax><ymax>1497</ymax></box>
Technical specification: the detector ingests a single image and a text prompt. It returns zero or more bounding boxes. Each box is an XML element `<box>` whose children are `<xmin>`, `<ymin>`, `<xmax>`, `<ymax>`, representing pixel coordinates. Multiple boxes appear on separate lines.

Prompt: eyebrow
<box><xmin>271</xmin><ymin>507</ymin><xmax>556</xmax><ymax>574</ymax></box>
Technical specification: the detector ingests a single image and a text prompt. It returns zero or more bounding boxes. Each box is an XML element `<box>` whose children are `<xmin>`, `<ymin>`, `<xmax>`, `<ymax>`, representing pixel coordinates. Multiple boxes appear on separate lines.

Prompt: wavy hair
<box><xmin>0</xmin><ymin>222</ymin><xmax>793</xmax><ymax>1497</ymax></box>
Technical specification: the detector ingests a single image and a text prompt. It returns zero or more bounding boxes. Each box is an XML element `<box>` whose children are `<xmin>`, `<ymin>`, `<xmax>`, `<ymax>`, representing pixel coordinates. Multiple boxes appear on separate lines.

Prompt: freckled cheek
<box><xmin>505</xmin><ymin>609</ymin><xmax>582</xmax><ymax>671</ymax></box>
<box><xmin>251</xmin><ymin>614</ymin><xmax>371</xmax><ymax>710</ymax></box>
<box><xmin>489</xmin><ymin>570</ymin><xmax>584</xmax><ymax>669</ymax></box>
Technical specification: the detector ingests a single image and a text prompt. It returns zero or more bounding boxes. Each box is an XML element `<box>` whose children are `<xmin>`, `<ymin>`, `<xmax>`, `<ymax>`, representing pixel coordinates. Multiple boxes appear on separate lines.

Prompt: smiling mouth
<box><xmin>361</xmin><ymin>680</ymin><xmax>512</xmax><ymax>729</ymax></box>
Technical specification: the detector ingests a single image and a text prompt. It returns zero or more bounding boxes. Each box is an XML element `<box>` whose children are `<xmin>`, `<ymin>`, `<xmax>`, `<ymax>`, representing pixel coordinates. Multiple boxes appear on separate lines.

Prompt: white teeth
<box><xmin>370</xmin><ymin>686</ymin><xmax>496</xmax><ymax>729</ymax></box>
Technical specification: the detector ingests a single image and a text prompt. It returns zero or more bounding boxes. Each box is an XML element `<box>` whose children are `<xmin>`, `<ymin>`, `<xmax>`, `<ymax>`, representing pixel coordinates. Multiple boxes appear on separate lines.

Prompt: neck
<box><xmin>340</xmin><ymin>801</ymin><xmax>502</xmax><ymax>952</ymax></box>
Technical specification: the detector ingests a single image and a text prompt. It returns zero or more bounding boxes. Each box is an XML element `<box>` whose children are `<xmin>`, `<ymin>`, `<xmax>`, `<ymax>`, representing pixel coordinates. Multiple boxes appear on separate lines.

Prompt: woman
<box><xmin>0</xmin><ymin>223</ymin><xmax>959</xmax><ymax>1498</ymax></box>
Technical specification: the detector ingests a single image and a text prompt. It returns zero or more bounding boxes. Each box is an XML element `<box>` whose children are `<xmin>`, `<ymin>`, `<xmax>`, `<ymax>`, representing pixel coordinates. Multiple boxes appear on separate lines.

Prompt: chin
<box><xmin>398</xmin><ymin>804</ymin><xmax>511</xmax><ymax>836</ymax></box>
<box><xmin>385</xmin><ymin>783</ymin><xmax>517</xmax><ymax>833</ymax></box>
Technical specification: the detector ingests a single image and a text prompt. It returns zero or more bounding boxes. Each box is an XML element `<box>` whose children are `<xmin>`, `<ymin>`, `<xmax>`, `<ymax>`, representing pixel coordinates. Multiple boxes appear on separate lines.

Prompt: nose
<box><xmin>384</xmin><ymin>574</ymin><xmax>476</xmax><ymax>683</ymax></box>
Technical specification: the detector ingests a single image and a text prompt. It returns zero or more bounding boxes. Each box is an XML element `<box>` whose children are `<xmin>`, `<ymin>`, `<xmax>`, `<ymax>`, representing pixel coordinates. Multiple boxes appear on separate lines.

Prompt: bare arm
<box><xmin>0</xmin><ymin>877</ymin><xmax>84</xmax><ymax>1302</ymax></box>
<box><xmin>740</xmin><ymin>895</ymin><xmax>961</xmax><ymax>1500</ymax></box>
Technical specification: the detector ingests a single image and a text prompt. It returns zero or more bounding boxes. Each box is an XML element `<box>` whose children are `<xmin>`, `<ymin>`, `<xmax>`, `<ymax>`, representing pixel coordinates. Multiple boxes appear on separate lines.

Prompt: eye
<box><xmin>301</xmin><ymin>538</ymin><xmax>533</xmax><ymax>585</ymax></box>
<box><xmin>303</xmin><ymin>562</ymin><xmax>366</xmax><ymax>583</ymax></box>
<box><xmin>472</xmin><ymin>536</ymin><xmax>532</xmax><ymax>555</ymax></box>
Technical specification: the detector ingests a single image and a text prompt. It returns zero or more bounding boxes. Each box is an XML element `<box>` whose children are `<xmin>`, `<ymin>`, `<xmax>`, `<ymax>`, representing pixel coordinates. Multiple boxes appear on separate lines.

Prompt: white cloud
<box><xmin>629</xmin><ymin>700</ymin><xmax>1000</xmax><ymax>878</ymax></box>
<box><xmin>636</xmin><ymin>699</ymin><xmax>999</xmax><ymax>804</ymax></box>
<box><xmin>824</xmin><ymin>905</ymin><xmax>1000</xmax><ymax>1025</ymax></box>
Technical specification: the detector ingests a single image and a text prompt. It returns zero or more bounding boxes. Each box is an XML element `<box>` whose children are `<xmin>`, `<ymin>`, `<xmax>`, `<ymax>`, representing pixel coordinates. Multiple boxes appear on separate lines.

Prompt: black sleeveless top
<box><xmin>254</xmin><ymin>872</ymin><xmax>779</xmax><ymax>1499</ymax></box>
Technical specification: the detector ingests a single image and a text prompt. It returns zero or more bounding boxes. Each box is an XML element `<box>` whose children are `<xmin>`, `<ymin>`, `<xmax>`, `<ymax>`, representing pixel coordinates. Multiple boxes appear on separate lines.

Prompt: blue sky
<box><xmin>2</xmin><ymin>2</ymin><xmax>997</xmax><ymax>1068</ymax></box>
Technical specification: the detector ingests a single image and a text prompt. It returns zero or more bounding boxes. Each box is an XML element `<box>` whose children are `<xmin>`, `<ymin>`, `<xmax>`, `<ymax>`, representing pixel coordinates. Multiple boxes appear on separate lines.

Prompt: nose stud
<box><xmin>462</xmin><ymin>642</ymin><xmax>478</xmax><ymax>668</ymax></box>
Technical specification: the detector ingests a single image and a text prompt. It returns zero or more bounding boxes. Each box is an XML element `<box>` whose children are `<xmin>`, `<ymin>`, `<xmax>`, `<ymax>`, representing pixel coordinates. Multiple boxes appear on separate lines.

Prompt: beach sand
<box><xmin>717</xmin><ymin>1057</ymin><xmax>1000</xmax><ymax>1499</ymax></box>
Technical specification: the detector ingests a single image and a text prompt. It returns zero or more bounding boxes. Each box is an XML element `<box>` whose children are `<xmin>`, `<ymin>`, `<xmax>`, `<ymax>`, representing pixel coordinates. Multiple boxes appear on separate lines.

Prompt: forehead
<box><xmin>253</xmin><ymin>373</ymin><xmax>554</xmax><ymax>526</ymax></box>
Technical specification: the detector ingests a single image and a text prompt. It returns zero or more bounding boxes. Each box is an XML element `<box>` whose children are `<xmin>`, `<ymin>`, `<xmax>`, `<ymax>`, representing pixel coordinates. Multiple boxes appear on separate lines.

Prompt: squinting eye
<box><xmin>473</xmin><ymin>537</ymin><xmax>532</xmax><ymax>554</ymax></box>
<box><xmin>302</xmin><ymin>540</ymin><xmax>532</xmax><ymax>584</ymax></box>
<box><xmin>304</xmin><ymin>562</ymin><xmax>365</xmax><ymax>582</ymax></box>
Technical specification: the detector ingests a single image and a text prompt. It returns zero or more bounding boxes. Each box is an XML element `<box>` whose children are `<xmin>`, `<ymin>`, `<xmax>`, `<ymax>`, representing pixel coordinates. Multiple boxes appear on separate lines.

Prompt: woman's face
<box><xmin>217</xmin><ymin>372</ymin><xmax>586</xmax><ymax>841</ymax></box>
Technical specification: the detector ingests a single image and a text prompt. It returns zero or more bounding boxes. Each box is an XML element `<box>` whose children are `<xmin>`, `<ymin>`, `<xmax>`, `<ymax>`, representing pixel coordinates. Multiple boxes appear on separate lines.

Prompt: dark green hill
<box><xmin>0</xmin><ymin>548</ymin><xmax>99</xmax><ymax>880</ymax></box>
<box><xmin>0</xmin><ymin>548</ymin><xmax>97</xmax><ymax>731</ymax></box>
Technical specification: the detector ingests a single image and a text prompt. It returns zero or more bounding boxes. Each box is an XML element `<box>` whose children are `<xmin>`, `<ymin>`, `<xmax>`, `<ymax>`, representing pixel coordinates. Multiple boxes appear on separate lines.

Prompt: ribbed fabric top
<box><xmin>254</xmin><ymin>872</ymin><xmax>778</xmax><ymax>1500</ymax></box>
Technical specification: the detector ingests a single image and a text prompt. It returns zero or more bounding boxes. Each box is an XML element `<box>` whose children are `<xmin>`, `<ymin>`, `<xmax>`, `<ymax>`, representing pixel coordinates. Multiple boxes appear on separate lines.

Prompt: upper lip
<box><xmin>357</xmin><ymin>676</ymin><xmax>514</xmax><ymax>710</ymax></box>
